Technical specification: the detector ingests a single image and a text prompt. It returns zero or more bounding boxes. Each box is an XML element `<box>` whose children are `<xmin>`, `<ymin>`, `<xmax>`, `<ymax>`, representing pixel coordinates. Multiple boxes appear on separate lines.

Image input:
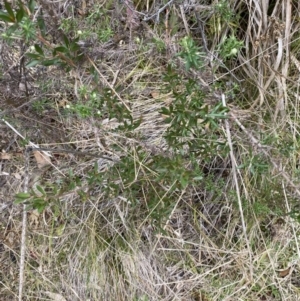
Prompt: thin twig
<box><xmin>282</xmin><ymin>183</ymin><xmax>300</xmax><ymax>260</ymax></box>
<box><xmin>0</xmin><ymin>117</ymin><xmax>51</xmax><ymax>157</ymax></box>
<box><xmin>222</xmin><ymin>93</ymin><xmax>253</xmax><ymax>281</ymax></box>
<box><xmin>18</xmin><ymin>148</ymin><xmax>30</xmax><ymax>301</ymax></box>
<box><xmin>143</xmin><ymin>0</ymin><xmax>175</xmax><ymax>22</ymax></box>
<box><xmin>27</xmin><ymin>147</ymin><xmax>116</xmax><ymax>161</ymax></box>
<box><xmin>179</xmin><ymin>5</ymin><xmax>190</xmax><ymax>35</ymax></box>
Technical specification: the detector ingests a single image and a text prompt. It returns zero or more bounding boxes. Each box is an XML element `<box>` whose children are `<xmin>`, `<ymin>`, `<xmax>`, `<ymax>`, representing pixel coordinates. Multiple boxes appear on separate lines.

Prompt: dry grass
<box><xmin>1</xmin><ymin>0</ymin><xmax>300</xmax><ymax>300</ymax></box>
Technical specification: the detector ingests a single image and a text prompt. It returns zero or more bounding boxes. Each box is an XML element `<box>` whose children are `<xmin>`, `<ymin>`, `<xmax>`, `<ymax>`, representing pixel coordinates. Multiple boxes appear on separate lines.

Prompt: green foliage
<box><xmin>6</xmin><ymin>0</ymin><xmax>228</xmax><ymax>232</ymax></box>
<box><xmin>218</xmin><ymin>35</ymin><xmax>244</xmax><ymax>60</ymax></box>
<box><xmin>3</xmin><ymin>1</ymin><xmax>15</xmax><ymax>22</ymax></box>
<box><xmin>238</xmin><ymin>154</ymin><xmax>270</xmax><ymax>177</ymax></box>
<box><xmin>15</xmin><ymin>187</ymin><xmax>49</xmax><ymax>213</ymax></box>
<box><xmin>26</xmin><ymin>35</ymin><xmax>83</xmax><ymax>68</ymax></box>
<box><xmin>59</xmin><ymin>17</ymin><xmax>78</xmax><ymax>33</ymax></box>
<box><xmin>251</xmin><ymin>201</ymin><xmax>273</xmax><ymax>216</ymax></box>
<box><xmin>59</xmin><ymin>4</ymin><xmax>114</xmax><ymax>42</ymax></box>
<box><xmin>65</xmin><ymin>86</ymin><xmax>99</xmax><ymax>118</ymax></box>
<box><xmin>153</xmin><ymin>37</ymin><xmax>166</xmax><ymax>52</ymax></box>
<box><xmin>161</xmin><ymin>65</ymin><xmax>228</xmax><ymax>157</ymax></box>
<box><xmin>0</xmin><ymin>1</ymin><xmax>31</xmax><ymax>42</ymax></box>
<box><xmin>89</xmin><ymin>63</ymin><xmax>227</xmax><ymax>224</ymax></box>
<box><xmin>115</xmin><ymin>152</ymin><xmax>198</xmax><ymax>223</ymax></box>
<box><xmin>261</xmin><ymin>131</ymin><xmax>296</xmax><ymax>158</ymax></box>
<box><xmin>214</xmin><ymin>0</ymin><xmax>235</xmax><ymax>22</ymax></box>
<box><xmin>84</xmin><ymin>145</ymin><xmax>204</xmax><ymax>225</ymax></box>
<box><xmin>177</xmin><ymin>36</ymin><xmax>205</xmax><ymax>70</ymax></box>
<box><xmin>19</xmin><ymin>16</ymin><xmax>35</xmax><ymax>42</ymax></box>
<box><xmin>14</xmin><ymin>169</ymin><xmax>84</xmax><ymax>213</ymax></box>
<box><xmin>208</xmin><ymin>1</ymin><xmax>239</xmax><ymax>38</ymax></box>
<box><xmin>86</xmin><ymin>4</ymin><xmax>108</xmax><ymax>25</ymax></box>
<box><xmin>3</xmin><ymin>1</ymin><xmax>300</xmax><ymax>299</ymax></box>
<box><xmin>66</xmin><ymin>87</ymin><xmax>140</xmax><ymax>131</ymax></box>
<box><xmin>0</xmin><ymin>1</ymin><xmax>35</xmax><ymax>40</ymax></box>
<box><xmin>97</xmin><ymin>27</ymin><xmax>113</xmax><ymax>42</ymax></box>
<box><xmin>0</xmin><ymin>1</ymin><xmax>85</xmax><ymax>69</ymax></box>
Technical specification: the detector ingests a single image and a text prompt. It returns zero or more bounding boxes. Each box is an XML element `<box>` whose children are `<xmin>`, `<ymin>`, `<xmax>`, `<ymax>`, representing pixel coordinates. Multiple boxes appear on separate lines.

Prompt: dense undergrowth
<box><xmin>1</xmin><ymin>0</ymin><xmax>300</xmax><ymax>300</ymax></box>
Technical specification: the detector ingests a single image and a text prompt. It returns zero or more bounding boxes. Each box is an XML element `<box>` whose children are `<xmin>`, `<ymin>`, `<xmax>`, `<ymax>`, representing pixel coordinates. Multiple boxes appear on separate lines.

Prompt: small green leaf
<box><xmin>0</xmin><ymin>11</ymin><xmax>14</xmax><ymax>22</ymax></box>
<box><xmin>26</xmin><ymin>53</ymin><xmax>41</xmax><ymax>59</ymax></box>
<box><xmin>160</xmin><ymin>107</ymin><xmax>171</xmax><ymax>115</ymax></box>
<box><xmin>15</xmin><ymin>192</ymin><xmax>31</xmax><ymax>199</ymax></box>
<box><xmin>62</xmin><ymin>34</ymin><xmax>70</xmax><ymax>47</ymax></box>
<box><xmin>34</xmin><ymin>44</ymin><xmax>44</xmax><ymax>55</ymax></box>
<box><xmin>37</xmin><ymin>14</ymin><xmax>46</xmax><ymax>37</ymax></box>
<box><xmin>28</xmin><ymin>0</ymin><xmax>36</xmax><ymax>13</ymax></box>
<box><xmin>53</xmin><ymin>46</ymin><xmax>68</xmax><ymax>53</ymax></box>
<box><xmin>32</xmin><ymin>198</ymin><xmax>47</xmax><ymax>213</ymax></box>
<box><xmin>131</xmin><ymin>118</ymin><xmax>142</xmax><ymax>130</ymax></box>
<box><xmin>16</xmin><ymin>8</ymin><xmax>24</xmax><ymax>22</ymax></box>
<box><xmin>70</xmin><ymin>41</ymin><xmax>80</xmax><ymax>52</ymax></box>
<box><xmin>14</xmin><ymin>198</ymin><xmax>25</xmax><ymax>204</ymax></box>
<box><xmin>4</xmin><ymin>1</ymin><xmax>15</xmax><ymax>21</ymax></box>
<box><xmin>26</xmin><ymin>59</ymin><xmax>40</xmax><ymax>68</ymax></box>
<box><xmin>6</xmin><ymin>23</ymin><xmax>18</xmax><ymax>34</ymax></box>
<box><xmin>36</xmin><ymin>185</ymin><xmax>46</xmax><ymax>196</ymax></box>
<box><xmin>41</xmin><ymin>59</ymin><xmax>60</xmax><ymax>66</ymax></box>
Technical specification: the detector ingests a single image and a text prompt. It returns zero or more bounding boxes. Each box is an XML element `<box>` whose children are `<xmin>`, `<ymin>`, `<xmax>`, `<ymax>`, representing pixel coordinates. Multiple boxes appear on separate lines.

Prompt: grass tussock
<box><xmin>1</xmin><ymin>0</ymin><xmax>300</xmax><ymax>300</ymax></box>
